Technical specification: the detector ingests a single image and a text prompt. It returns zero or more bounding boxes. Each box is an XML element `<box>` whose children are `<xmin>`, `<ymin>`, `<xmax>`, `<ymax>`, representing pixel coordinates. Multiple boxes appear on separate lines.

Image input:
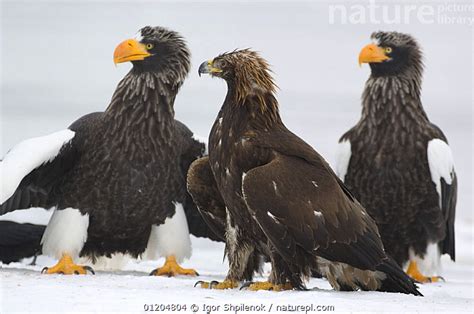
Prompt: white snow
<box><xmin>143</xmin><ymin>203</ymin><xmax>192</xmax><ymax>263</ymax></box>
<box><xmin>0</xmin><ymin>129</ymin><xmax>75</xmax><ymax>204</ymax></box>
<box><xmin>41</xmin><ymin>208</ymin><xmax>90</xmax><ymax>260</ymax></box>
<box><xmin>427</xmin><ymin>138</ymin><xmax>456</xmax><ymax>197</ymax></box>
<box><xmin>335</xmin><ymin>139</ymin><xmax>351</xmax><ymax>180</ymax></box>
<box><xmin>1</xmin><ymin>231</ymin><xmax>473</xmax><ymax>313</ymax></box>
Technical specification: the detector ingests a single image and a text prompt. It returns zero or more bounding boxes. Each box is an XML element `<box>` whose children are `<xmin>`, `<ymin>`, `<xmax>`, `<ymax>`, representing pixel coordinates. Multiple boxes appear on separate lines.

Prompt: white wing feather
<box><xmin>0</xmin><ymin>129</ymin><xmax>75</xmax><ymax>204</ymax></box>
<box><xmin>427</xmin><ymin>138</ymin><xmax>455</xmax><ymax>203</ymax></box>
<box><xmin>335</xmin><ymin>139</ymin><xmax>351</xmax><ymax>181</ymax></box>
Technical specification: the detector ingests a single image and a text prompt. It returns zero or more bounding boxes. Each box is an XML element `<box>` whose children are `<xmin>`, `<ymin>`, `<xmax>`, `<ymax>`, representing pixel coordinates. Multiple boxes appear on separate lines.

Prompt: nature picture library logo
<box><xmin>328</xmin><ymin>0</ymin><xmax>474</xmax><ymax>25</ymax></box>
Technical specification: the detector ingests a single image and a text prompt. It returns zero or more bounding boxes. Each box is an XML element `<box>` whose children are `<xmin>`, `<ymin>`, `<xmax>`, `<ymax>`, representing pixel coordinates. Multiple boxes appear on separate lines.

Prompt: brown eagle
<box><xmin>0</xmin><ymin>26</ymin><xmax>220</xmax><ymax>275</ymax></box>
<box><xmin>188</xmin><ymin>49</ymin><xmax>421</xmax><ymax>295</ymax></box>
<box><xmin>336</xmin><ymin>31</ymin><xmax>457</xmax><ymax>282</ymax></box>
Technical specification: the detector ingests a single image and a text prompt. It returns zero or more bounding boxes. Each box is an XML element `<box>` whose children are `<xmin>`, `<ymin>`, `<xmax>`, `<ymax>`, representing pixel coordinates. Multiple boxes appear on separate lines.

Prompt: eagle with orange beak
<box><xmin>0</xmin><ymin>26</ymin><xmax>220</xmax><ymax>275</ymax></box>
<box><xmin>336</xmin><ymin>31</ymin><xmax>457</xmax><ymax>283</ymax></box>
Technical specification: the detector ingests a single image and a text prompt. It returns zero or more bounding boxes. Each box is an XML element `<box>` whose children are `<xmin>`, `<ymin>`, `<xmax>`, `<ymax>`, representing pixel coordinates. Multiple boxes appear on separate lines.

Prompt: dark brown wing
<box><xmin>254</xmin><ymin>127</ymin><xmax>356</xmax><ymax>201</ymax></box>
<box><xmin>242</xmin><ymin>153</ymin><xmax>386</xmax><ymax>271</ymax></box>
<box><xmin>243</xmin><ymin>128</ymin><xmax>421</xmax><ymax>295</ymax></box>
<box><xmin>186</xmin><ymin>157</ymin><xmax>226</xmax><ymax>241</ymax></box>
<box><xmin>175</xmin><ymin>121</ymin><xmax>223</xmax><ymax>242</ymax></box>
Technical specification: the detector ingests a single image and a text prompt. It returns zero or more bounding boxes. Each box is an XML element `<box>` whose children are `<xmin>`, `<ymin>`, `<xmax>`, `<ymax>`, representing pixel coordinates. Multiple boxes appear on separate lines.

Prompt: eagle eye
<box><xmin>384</xmin><ymin>47</ymin><xmax>393</xmax><ymax>54</ymax></box>
<box><xmin>215</xmin><ymin>59</ymin><xmax>227</xmax><ymax>68</ymax></box>
<box><xmin>145</xmin><ymin>43</ymin><xmax>154</xmax><ymax>50</ymax></box>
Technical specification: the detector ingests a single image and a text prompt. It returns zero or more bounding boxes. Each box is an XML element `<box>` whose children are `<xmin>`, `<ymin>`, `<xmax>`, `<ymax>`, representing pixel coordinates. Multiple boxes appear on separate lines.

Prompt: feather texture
<box><xmin>339</xmin><ymin>32</ymin><xmax>457</xmax><ymax>270</ymax></box>
<box><xmin>189</xmin><ymin>49</ymin><xmax>420</xmax><ymax>294</ymax></box>
<box><xmin>0</xmin><ymin>26</ymin><xmax>217</xmax><ymax>262</ymax></box>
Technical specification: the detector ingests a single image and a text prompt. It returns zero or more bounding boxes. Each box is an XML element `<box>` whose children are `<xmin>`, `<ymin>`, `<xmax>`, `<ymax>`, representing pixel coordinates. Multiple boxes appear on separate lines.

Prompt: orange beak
<box><xmin>358</xmin><ymin>43</ymin><xmax>390</xmax><ymax>66</ymax></box>
<box><xmin>113</xmin><ymin>39</ymin><xmax>151</xmax><ymax>65</ymax></box>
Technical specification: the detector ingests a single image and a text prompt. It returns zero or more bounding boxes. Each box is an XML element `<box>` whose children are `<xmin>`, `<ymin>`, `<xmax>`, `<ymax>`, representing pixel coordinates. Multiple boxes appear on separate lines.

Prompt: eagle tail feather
<box><xmin>376</xmin><ymin>257</ymin><xmax>423</xmax><ymax>296</ymax></box>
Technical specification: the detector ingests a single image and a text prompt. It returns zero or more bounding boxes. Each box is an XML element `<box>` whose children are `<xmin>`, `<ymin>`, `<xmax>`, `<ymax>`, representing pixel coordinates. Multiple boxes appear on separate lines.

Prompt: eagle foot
<box><xmin>240</xmin><ymin>281</ymin><xmax>293</xmax><ymax>291</ymax></box>
<box><xmin>41</xmin><ymin>254</ymin><xmax>95</xmax><ymax>275</ymax></box>
<box><xmin>194</xmin><ymin>279</ymin><xmax>239</xmax><ymax>289</ymax></box>
<box><xmin>406</xmin><ymin>261</ymin><xmax>444</xmax><ymax>283</ymax></box>
<box><xmin>150</xmin><ymin>255</ymin><xmax>198</xmax><ymax>277</ymax></box>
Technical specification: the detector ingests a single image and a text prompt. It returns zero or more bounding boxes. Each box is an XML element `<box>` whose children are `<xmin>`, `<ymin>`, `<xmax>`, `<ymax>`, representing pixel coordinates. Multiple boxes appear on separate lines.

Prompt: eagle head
<box><xmin>198</xmin><ymin>49</ymin><xmax>277</xmax><ymax>103</ymax></box>
<box><xmin>359</xmin><ymin>31</ymin><xmax>423</xmax><ymax>80</ymax></box>
<box><xmin>113</xmin><ymin>26</ymin><xmax>190</xmax><ymax>83</ymax></box>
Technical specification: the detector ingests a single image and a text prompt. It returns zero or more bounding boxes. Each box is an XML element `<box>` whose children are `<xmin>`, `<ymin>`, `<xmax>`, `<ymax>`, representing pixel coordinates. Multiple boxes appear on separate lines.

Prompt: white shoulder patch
<box><xmin>335</xmin><ymin>139</ymin><xmax>351</xmax><ymax>181</ymax></box>
<box><xmin>427</xmin><ymin>138</ymin><xmax>455</xmax><ymax>196</ymax></box>
<box><xmin>0</xmin><ymin>129</ymin><xmax>75</xmax><ymax>204</ymax></box>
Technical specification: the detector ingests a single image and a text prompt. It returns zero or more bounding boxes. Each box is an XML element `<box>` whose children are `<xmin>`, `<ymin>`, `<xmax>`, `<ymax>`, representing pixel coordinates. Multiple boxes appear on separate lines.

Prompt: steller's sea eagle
<box><xmin>188</xmin><ymin>49</ymin><xmax>421</xmax><ymax>295</ymax></box>
<box><xmin>336</xmin><ymin>31</ymin><xmax>457</xmax><ymax>283</ymax></box>
<box><xmin>0</xmin><ymin>26</ymin><xmax>220</xmax><ymax>275</ymax></box>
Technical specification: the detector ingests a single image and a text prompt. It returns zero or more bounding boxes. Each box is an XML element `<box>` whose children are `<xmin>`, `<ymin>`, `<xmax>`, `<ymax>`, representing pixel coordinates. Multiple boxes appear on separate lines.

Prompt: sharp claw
<box><xmin>209</xmin><ymin>280</ymin><xmax>219</xmax><ymax>289</ymax></box>
<box><xmin>438</xmin><ymin>276</ymin><xmax>446</xmax><ymax>282</ymax></box>
<box><xmin>84</xmin><ymin>266</ymin><xmax>95</xmax><ymax>275</ymax></box>
<box><xmin>194</xmin><ymin>281</ymin><xmax>204</xmax><ymax>288</ymax></box>
<box><xmin>240</xmin><ymin>281</ymin><xmax>254</xmax><ymax>290</ymax></box>
<box><xmin>195</xmin><ymin>271</ymin><xmax>200</xmax><ymax>276</ymax></box>
<box><xmin>41</xmin><ymin>267</ymin><xmax>49</xmax><ymax>274</ymax></box>
<box><xmin>149</xmin><ymin>269</ymin><xmax>157</xmax><ymax>276</ymax></box>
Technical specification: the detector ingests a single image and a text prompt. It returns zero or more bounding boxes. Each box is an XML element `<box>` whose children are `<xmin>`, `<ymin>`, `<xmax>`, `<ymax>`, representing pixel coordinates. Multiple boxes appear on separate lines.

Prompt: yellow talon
<box><xmin>41</xmin><ymin>254</ymin><xmax>94</xmax><ymax>275</ymax></box>
<box><xmin>244</xmin><ymin>281</ymin><xmax>293</xmax><ymax>291</ymax></box>
<box><xmin>194</xmin><ymin>279</ymin><xmax>239</xmax><ymax>290</ymax></box>
<box><xmin>150</xmin><ymin>255</ymin><xmax>198</xmax><ymax>277</ymax></box>
<box><xmin>406</xmin><ymin>261</ymin><xmax>443</xmax><ymax>283</ymax></box>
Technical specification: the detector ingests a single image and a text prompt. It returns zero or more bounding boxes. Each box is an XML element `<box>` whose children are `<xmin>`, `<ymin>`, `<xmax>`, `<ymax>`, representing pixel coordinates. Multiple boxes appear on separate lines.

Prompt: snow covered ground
<box><xmin>0</xmin><ymin>234</ymin><xmax>472</xmax><ymax>313</ymax></box>
<box><xmin>1</xmin><ymin>0</ymin><xmax>473</xmax><ymax>313</ymax></box>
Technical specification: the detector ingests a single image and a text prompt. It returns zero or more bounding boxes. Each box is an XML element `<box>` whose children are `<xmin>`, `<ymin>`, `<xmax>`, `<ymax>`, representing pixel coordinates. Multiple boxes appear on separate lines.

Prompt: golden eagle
<box><xmin>188</xmin><ymin>49</ymin><xmax>421</xmax><ymax>295</ymax></box>
<box><xmin>336</xmin><ymin>31</ymin><xmax>457</xmax><ymax>283</ymax></box>
<box><xmin>0</xmin><ymin>26</ymin><xmax>220</xmax><ymax>275</ymax></box>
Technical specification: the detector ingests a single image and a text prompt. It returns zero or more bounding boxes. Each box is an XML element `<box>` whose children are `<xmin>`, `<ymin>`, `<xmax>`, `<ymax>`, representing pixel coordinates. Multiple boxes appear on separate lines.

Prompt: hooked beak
<box><xmin>113</xmin><ymin>39</ymin><xmax>151</xmax><ymax>65</ymax></box>
<box><xmin>358</xmin><ymin>43</ymin><xmax>390</xmax><ymax>66</ymax></box>
<box><xmin>198</xmin><ymin>59</ymin><xmax>222</xmax><ymax>77</ymax></box>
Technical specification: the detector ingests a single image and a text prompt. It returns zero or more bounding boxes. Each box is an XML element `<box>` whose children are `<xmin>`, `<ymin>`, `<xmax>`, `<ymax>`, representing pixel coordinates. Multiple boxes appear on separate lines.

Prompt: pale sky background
<box><xmin>1</xmin><ymin>0</ymin><xmax>472</xmax><ymax>221</ymax></box>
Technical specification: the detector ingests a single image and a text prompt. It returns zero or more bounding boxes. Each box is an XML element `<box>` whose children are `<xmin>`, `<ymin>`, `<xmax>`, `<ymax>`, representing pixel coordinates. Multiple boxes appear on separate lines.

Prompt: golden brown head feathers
<box><xmin>203</xmin><ymin>49</ymin><xmax>278</xmax><ymax>104</ymax></box>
